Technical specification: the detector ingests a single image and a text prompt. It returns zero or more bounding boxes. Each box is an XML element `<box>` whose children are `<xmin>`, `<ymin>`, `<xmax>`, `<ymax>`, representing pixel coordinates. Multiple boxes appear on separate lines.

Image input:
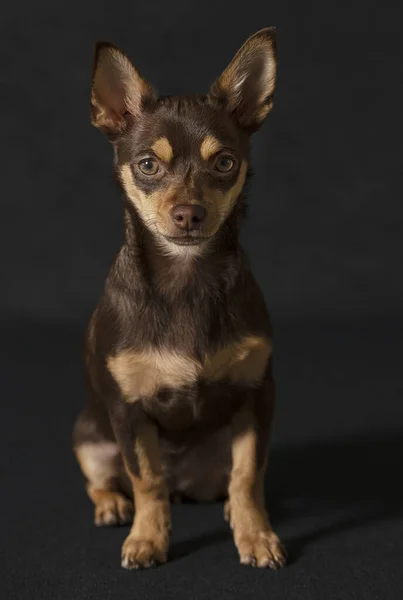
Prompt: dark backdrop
<box><xmin>1</xmin><ymin>1</ymin><xmax>402</xmax><ymax>599</ymax></box>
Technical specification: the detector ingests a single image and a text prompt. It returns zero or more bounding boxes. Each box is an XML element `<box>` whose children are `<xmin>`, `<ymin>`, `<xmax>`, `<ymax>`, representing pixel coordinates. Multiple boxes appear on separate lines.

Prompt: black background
<box><xmin>1</xmin><ymin>1</ymin><xmax>402</xmax><ymax>599</ymax></box>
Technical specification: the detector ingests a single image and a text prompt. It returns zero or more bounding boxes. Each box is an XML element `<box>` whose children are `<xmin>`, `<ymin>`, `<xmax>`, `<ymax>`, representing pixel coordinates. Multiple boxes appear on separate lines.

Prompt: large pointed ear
<box><xmin>90</xmin><ymin>42</ymin><xmax>157</xmax><ymax>136</ymax></box>
<box><xmin>208</xmin><ymin>28</ymin><xmax>277</xmax><ymax>134</ymax></box>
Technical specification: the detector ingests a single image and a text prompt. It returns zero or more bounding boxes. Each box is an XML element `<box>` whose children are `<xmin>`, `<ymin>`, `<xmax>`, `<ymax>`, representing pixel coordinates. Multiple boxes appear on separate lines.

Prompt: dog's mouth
<box><xmin>163</xmin><ymin>235</ymin><xmax>209</xmax><ymax>246</ymax></box>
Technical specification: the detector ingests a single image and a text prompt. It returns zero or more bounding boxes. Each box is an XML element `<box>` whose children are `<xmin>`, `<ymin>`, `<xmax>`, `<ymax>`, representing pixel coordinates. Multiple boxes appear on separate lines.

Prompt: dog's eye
<box><xmin>138</xmin><ymin>157</ymin><xmax>159</xmax><ymax>176</ymax></box>
<box><xmin>215</xmin><ymin>155</ymin><xmax>235</xmax><ymax>173</ymax></box>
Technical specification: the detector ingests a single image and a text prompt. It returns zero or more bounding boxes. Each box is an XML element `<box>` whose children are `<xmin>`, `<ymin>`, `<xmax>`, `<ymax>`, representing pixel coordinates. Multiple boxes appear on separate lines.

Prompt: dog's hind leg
<box><xmin>73</xmin><ymin>407</ymin><xmax>133</xmax><ymax>527</ymax></box>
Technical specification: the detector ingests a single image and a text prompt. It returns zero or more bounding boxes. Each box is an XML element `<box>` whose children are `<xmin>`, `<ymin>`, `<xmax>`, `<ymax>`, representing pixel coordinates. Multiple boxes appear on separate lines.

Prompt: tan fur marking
<box><xmin>231</xmin><ymin>426</ymin><xmax>259</xmax><ymax>485</ymax></box>
<box><xmin>107</xmin><ymin>349</ymin><xmax>201</xmax><ymax>403</ymax></box>
<box><xmin>204</xmin><ymin>160</ymin><xmax>248</xmax><ymax>233</ymax></box>
<box><xmin>133</xmin><ymin>428</ymin><xmax>164</xmax><ymax>497</ymax></box>
<box><xmin>108</xmin><ymin>334</ymin><xmax>269</xmax><ymax>403</ymax></box>
<box><xmin>200</xmin><ymin>135</ymin><xmax>222</xmax><ymax>160</ymax></box>
<box><xmin>227</xmin><ymin>408</ymin><xmax>286</xmax><ymax>568</ymax></box>
<box><xmin>119</xmin><ymin>164</ymin><xmax>148</xmax><ymax>214</ymax></box>
<box><xmin>119</xmin><ymin>160</ymin><xmax>248</xmax><ymax>243</ymax></box>
<box><xmin>151</xmin><ymin>137</ymin><xmax>174</xmax><ymax>162</ymax></box>
<box><xmin>75</xmin><ymin>442</ymin><xmax>120</xmax><ymax>489</ymax></box>
<box><xmin>122</xmin><ymin>421</ymin><xmax>170</xmax><ymax>569</ymax></box>
<box><xmin>119</xmin><ymin>164</ymin><xmax>176</xmax><ymax>235</ymax></box>
<box><xmin>228</xmin><ymin>421</ymin><xmax>268</xmax><ymax>534</ymax></box>
<box><xmin>204</xmin><ymin>335</ymin><xmax>271</xmax><ymax>385</ymax></box>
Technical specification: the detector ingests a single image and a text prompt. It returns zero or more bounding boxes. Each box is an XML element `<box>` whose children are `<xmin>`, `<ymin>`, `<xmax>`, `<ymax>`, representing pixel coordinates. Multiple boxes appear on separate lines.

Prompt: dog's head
<box><xmin>91</xmin><ymin>28</ymin><xmax>277</xmax><ymax>253</ymax></box>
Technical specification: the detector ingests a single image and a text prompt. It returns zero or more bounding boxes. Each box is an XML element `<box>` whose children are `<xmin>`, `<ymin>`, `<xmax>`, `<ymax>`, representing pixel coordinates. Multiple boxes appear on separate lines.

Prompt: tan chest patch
<box><xmin>203</xmin><ymin>336</ymin><xmax>271</xmax><ymax>385</ymax></box>
<box><xmin>107</xmin><ymin>349</ymin><xmax>200</xmax><ymax>402</ymax></box>
<box><xmin>107</xmin><ymin>335</ymin><xmax>271</xmax><ymax>403</ymax></box>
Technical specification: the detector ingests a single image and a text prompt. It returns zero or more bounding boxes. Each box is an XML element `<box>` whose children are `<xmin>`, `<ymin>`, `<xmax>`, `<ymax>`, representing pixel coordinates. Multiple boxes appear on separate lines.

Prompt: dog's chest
<box><xmin>107</xmin><ymin>334</ymin><xmax>271</xmax><ymax>426</ymax></box>
<box><xmin>146</xmin><ymin>379</ymin><xmax>250</xmax><ymax>433</ymax></box>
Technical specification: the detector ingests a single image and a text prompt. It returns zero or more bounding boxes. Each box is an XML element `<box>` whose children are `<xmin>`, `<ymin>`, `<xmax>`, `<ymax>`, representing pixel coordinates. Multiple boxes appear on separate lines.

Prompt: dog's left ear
<box><xmin>209</xmin><ymin>28</ymin><xmax>277</xmax><ymax>134</ymax></box>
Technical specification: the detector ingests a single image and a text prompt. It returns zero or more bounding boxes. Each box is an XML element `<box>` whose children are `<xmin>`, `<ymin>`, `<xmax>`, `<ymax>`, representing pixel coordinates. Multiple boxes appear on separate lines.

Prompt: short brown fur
<box><xmin>73</xmin><ymin>27</ymin><xmax>286</xmax><ymax>572</ymax></box>
<box><xmin>108</xmin><ymin>334</ymin><xmax>270</xmax><ymax>403</ymax></box>
<box><xmin>122</xmin><ymin>422</ymin><xmax>171</xmax><ymax>568</ymax></box>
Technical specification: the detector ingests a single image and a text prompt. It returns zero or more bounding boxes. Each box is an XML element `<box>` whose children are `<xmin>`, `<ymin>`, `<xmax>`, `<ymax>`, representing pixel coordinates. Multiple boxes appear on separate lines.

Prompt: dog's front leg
<box><xmin>111</xmin><ymin>402</ymin><xmax>170</xmax><ymax>570</ymax></box>
<box><xmin>227</xmin><ymin>374</ymin><xmax>287</xmax><ymax>569</ymax></box>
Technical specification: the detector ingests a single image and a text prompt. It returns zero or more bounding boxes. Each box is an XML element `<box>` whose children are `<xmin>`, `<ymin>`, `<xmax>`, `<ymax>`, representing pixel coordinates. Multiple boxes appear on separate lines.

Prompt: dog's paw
<box><xmin>237</xmin><ymin>531</ymin><xmax>287</xmax><ymax>569</ymax></box>
<box><xmin>121</xmin><ymin>536</ymin><xmax>168</xmax><ymax>570</ymax></box>
<box><xmin>94</xmin><ymin>492</ymin><xmax>134</xmax><ymax>527</ymax></box>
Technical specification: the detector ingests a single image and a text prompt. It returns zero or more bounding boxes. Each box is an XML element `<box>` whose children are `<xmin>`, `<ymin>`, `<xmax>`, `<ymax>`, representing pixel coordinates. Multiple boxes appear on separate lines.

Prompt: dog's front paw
<box><xmin>94</xmin><ymin>491</ymin><xmax>134</xmax><ymax>527</ymax></box>
<box><xmin>121</xmin><ymin>536</ymin><xmax>168</xmax><ymax>570</ymax></box>
<box><xmin>237</xmin><ymin>530</ymin><xmax>287</xmax><ymax>570</ymax></box>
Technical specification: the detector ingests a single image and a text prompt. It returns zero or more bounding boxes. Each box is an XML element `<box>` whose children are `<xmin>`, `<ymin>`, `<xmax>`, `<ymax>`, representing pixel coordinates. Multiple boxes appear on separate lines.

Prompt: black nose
<box><xmin>171</xmin><ymin>204</ymin><xmax>206</xmax><ymax>231</ymax></box>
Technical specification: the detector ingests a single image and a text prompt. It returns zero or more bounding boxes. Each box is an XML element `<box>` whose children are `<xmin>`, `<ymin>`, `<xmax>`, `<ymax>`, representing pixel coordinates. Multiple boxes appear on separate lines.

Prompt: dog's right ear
<box><xmin>90</xmin><ymin>42</ymin><xmax>157</xmax><ymax>137</ymax></box>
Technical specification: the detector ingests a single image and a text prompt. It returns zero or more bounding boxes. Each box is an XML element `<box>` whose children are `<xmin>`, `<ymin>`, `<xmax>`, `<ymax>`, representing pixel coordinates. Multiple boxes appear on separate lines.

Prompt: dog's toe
<box><xmin>94</xmin><ymin>492</ymin><xmax>134</xmax><ymax>527</ymax></box>
<box><xmin>121</xmin><ymin>537</ymin><xmax>167</xmax><ymax>570</ymax></box>
<box><xmin>237</xmin><ymin>531</ymin><xmax>287</xmax><ymax>570</ymax></box>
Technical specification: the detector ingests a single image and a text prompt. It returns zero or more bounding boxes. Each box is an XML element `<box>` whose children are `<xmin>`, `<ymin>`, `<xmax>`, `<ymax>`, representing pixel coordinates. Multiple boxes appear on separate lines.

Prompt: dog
<box><xmin>72</xmin><ymin>27</ymin><xmax>287</xmax><ymax>571</ymax></box>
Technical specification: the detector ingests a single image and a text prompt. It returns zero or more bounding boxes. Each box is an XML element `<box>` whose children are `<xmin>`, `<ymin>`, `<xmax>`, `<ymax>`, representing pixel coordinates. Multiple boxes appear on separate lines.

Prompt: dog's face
<box><xmin>90</xmin><ymin>29</ymin><xmax>277</xmax><ymax>252</ymax></box>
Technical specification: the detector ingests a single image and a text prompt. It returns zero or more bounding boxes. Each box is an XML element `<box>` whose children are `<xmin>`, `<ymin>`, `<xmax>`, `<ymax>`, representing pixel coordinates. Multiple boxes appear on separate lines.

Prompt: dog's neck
<box><xmin>122</xmin><ymin>199</ymin><xmax>244</xmax><ymax>299</ymax></box>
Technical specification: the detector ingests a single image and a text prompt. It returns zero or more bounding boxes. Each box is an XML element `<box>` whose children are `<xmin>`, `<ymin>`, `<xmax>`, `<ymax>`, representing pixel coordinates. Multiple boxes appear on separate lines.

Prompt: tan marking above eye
<box><xmin>107</xmin><ymin>334</ymin><xmax>270</xmax><ymax>403</ymax></box>
<box><xmin>200</xmin><ymin>135</ymin><xmax>223</xmax><ymax>161</ymax></box>
<box><xmin>151</xmin><ymin>137</ymin><xmax>174</xmax><ymax>162</ymax></box>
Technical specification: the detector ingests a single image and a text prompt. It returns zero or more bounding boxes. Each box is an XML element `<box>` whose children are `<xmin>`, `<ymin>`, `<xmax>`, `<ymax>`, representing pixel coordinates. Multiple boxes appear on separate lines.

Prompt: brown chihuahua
<box><xmin>73</xmin><ymin>27</ymin><xmax>287</xmax><ymax>571</ymax></box>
